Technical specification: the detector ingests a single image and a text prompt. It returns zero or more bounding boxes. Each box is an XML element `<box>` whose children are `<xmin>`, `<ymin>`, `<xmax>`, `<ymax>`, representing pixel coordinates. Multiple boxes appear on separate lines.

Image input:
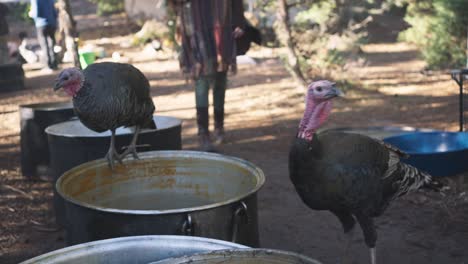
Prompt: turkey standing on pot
<box><xmin>54</xmin><ymin>62</ymin><xmax>156</xmax><ymax>169</ymax></box>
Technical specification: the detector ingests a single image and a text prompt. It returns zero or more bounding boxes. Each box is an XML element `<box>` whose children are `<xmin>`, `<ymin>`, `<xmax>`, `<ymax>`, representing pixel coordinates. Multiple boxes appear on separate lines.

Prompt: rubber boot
<box><xmin>196</xmin><ymin>107</ymin><xmax>215</xmax><ymax>152</ymax></box>
<box><xmin>213</xmin><ymin>108</ymin><xmax>224</xmax><ymax>145</ymax></box>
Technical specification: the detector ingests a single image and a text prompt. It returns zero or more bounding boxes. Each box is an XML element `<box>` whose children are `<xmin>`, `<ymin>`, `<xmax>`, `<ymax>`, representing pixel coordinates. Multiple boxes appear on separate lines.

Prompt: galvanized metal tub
<box><xmin>46</xmin><ymin>115</ymin><xmax>182</xmax><ymax>226</ymax></box>
<box><xmin>151</xmin><ymin>249</ymin><xmax>322</xmax><ymax>264</ymax></box>
<box><xmin>20</xmin><ymin>235</ymin><xmax>248</xmax><ymax>264</ymax></box>
<box><xmin>19</xmin><ymin>101</ymin><xmax>75</xmax><ymax>178</ymax></box>
<box><xmin>56</xmin><ymin>151</ymin><xmax>265</xmax><ymax>247</ymax></box>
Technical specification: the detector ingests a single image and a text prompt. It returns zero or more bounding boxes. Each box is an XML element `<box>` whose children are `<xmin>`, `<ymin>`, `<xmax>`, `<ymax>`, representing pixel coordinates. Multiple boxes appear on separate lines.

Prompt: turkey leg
<box><xmin>355</xmin><ymin>213</ymin><xmax>377</xmax><ymax>264</ymax></box>
<box><xmin>119</xmin><ymin>126</ymin><xmax>141</xmax><ymax>160</ymax></box>
<box><xmin>342</xmin><ymin>228</ymin><xmax>355</xmax><ymax>264</ymax></box>
<box><xmin>370</xmin><ymin>247</ymin><xmax>377</xmax><ymax>264</ymax></box>
<box><xmin>331</xmin><ymin>210</ymin><xmax>356</xmax><ymax>264</ymax></box>
<box><xmin>105</xmin><ymin>129</ymin><xmax>123</xmax><ymax>169</ymax></box>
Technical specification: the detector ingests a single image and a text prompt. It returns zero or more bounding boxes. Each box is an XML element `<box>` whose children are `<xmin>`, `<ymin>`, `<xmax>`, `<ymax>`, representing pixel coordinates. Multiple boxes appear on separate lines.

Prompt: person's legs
<box><xmin>44</xmin><ymin>26</ymin><xmax>57</xmax><ymax>69</ymax></box>
<box><xmin>45</xmin><ymin>26</ymin><xmax>58</xmax><ymax>69</ymax></box>
<box><xmin>36</xmin><ymin>26</ymin><xmax>48</xmax><ymax>67</ymax></box>
<box><xmin>213</xmin><ymin>71</ymin><xmax>227</xmax><ymax>144</ymax></box>
<box><xmin>195</xmin><ymin>75</ymin><xmax>214</xmax><ymax>151</ymax></box>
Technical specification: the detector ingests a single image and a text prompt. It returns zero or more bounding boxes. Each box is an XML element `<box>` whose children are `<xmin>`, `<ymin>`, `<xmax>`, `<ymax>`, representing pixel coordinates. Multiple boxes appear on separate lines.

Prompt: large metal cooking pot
<box><xmin>46</xmin><ymin>115</ymin><xmax>182</xmax><ymax>226</ymax></box>
<box><xmin>19</xmin><ymin>101</ymin><xmax>75</xmax><ymax>178</ymax></box>
<box><xmin>56</xmin><ymin>151</ymin><xmax>265</xmax><ymax>247</ymax></box>
<box><xmin>151</xmin><ymin>249</ymin><xmax>322</xmax><ymax>264</ymax></box>
<box><xmin>20</xmin><ymin>235</ymin><xmax>248</xmax><ymax>264</ymax></box>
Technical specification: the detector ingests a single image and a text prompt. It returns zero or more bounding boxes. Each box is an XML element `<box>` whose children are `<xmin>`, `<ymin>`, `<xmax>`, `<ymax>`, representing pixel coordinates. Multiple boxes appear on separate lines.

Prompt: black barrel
<box><xmin>19</xmin><ymin>101</ymin><xmax>75</xmax><ymax>178</ymax></box>
<box><xmin>45</xmin><ymin>115</ymin><xmax>182</xmax><ymax>226</ymax></box>
<box><xmin>0</xmin><ymin>63</ymin><xmax>25</xmax><ymax>92</ymax></box>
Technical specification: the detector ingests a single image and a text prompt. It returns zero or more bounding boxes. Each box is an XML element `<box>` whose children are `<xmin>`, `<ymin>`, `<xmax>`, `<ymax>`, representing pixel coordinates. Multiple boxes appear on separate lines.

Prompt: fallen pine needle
<box><xmin>30</xmin><ymin>220</ymin><xmax>61</xmax><ymax>232</ymax></box>
<box><xmin>1</xmin><ymin>184</ymin><xmax>33</xmax><ymax>200</ymax></box>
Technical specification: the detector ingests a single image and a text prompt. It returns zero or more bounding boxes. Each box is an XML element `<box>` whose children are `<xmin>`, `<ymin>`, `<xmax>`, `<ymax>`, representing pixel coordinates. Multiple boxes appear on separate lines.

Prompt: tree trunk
<box><xmin>57</xmin><ymin>0</ymin><xmax>81</xmax><ymax>68</ymax></box>
<box><xmin>276</xmin><ymin>0</ymin><xmax>307</xmax><ymax>89</ymax></box>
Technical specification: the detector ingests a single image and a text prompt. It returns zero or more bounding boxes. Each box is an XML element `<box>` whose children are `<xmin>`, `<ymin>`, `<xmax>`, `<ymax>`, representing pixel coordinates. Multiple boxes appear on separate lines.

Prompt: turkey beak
<box><xmin>54</xmin><ymin>79</ymin><xmax>63</xmax><ymax>91</ymax></box>
<box><xmin>326</xmin><ymin>87</ymin><xmax>344</xmax><ymax>98</ymax></box>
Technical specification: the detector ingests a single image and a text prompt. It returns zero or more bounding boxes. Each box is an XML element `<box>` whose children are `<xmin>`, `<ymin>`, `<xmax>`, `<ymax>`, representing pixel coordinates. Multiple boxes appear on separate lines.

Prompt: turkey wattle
<box><xmin>54</xmin><ymin>62</ymin><xmax>156</xmax><ymax>169</ymax></box>
<box><xmin>288</xmin><ymin>80</ymin><xmax>441</xmax><ymax>264</ymax></box>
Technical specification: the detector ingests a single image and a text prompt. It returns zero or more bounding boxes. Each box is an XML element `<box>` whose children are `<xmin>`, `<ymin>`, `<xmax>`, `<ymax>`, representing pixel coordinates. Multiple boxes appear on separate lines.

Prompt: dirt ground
<box><xmin>1</xmin><ymin>5</ymin><xmax>468</xmax><ymax>264</ymax></box>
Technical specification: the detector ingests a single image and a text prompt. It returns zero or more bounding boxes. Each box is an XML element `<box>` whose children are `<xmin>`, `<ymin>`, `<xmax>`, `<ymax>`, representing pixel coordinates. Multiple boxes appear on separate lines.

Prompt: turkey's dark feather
<box><xmin>289</xmin><ymin>130</ymin><xmax>439</xmax><ymax>248</ymax></box>
<box><xmin>289</xmin><ymin>131</ymin><xmax>432</xmax><ymax>218</ymax></box>
<box><xmin>73</xmin><ymin>62</ymin><xmax>156</xmax><ymax>132</ymax></box>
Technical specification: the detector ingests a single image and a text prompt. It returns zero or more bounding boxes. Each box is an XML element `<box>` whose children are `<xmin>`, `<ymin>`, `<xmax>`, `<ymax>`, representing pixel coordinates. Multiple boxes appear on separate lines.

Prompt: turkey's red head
<box><xmin>306</xmin><ymin>80</ymin><xmax>343</xmax><ymax>101</ymax></box>
<box><xmin>298</xmin><ymin>80</ymin><xmax>343</xmax><ymax>141</ymax></box>
<box><xmin>54</xmin><ymin>68</ymin><xmax>84</xmax><ymax>97</ymax></box>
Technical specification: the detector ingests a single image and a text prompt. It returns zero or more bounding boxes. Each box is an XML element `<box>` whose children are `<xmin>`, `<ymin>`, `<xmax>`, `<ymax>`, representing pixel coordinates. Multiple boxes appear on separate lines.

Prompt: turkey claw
<box><xmin>119</xmin><ymin>145</ymin><xmax>139</xmax><ymax>161</ymax></box>
<box><xmin>105</xmin><ymin>149</ymin><xmax>123</xmax><ymax>170</ymax></box>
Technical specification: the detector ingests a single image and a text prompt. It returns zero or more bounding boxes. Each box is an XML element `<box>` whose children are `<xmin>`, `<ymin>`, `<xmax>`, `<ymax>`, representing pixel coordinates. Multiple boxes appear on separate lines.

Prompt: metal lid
<box><xmin>45</xmin><ymin>115</ymin><xmax>182</xmax><ymax>137</ymax></box>
<box><xmin>150</xmin><ymin>249</ymin><xmax>322</xmax><ymax>264</ymax></box>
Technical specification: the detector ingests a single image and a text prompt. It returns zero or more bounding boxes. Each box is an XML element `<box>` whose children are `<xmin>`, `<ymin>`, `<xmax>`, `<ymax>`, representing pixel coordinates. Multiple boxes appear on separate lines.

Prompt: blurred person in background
<box><xmin>29</xmin><ymin>0</ymin><xmax>58</xmax><ymax>71</ymax></box>
<box><xmin>169</xmin><ymin>0</ymin><xmax>247</xmax><ymax>152</ymax></box>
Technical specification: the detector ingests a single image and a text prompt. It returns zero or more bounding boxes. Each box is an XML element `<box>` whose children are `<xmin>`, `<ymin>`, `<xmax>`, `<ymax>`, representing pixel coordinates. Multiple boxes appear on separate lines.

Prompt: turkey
<box><xmin>54</xmin><ymin>62</ymin><xmax>156</xmax><ymax>169</ymax></box>
<box><xmin>289</xmin><ymin>80</ymin><xmax>442</xmax><ymax>264</ymax></box>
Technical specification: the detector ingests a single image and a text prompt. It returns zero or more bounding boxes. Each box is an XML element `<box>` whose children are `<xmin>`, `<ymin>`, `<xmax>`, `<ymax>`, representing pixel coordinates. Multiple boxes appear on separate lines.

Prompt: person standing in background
<box><xmin>0</xmin><ymin>3</ymin><xmax>10</xmax><ymax>64</ymax></box>
<box><xmin>30</xmin><ymin>0</ymin><xmax>58</xmax><ymax>71</ymax></box>
<box><xmin>169</xmin><ymin>0</ymin><xmax>246</xmax><ymax>152</ymax></box>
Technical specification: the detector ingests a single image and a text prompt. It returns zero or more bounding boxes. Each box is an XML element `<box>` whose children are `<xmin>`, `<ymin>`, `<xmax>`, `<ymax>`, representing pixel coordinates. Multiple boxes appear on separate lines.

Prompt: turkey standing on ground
<box><xmin>54</xmin><ymin>62</ymin><xmax>156</xmax><ymax>169</ymax></box>
<box><xmin>289</xmin><ymin>80</ymin><xmax>442</xmax><ymax>264</ymax></box>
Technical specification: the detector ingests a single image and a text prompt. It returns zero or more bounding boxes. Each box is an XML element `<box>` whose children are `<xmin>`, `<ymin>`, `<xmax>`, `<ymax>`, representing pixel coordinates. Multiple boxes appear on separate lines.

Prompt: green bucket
<box><xmin>79</xmin><ymin>52</ymin><xmax>95</xmax><ymax>69</ymax></box>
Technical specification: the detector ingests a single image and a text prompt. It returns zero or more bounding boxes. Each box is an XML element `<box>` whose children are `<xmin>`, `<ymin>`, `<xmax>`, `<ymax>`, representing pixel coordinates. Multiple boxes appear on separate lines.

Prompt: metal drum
<box><xmin>151</xmin><ymin>249</ymin><xmax>323</xmax><ymax>264</ymax></box>
<box><xmin>19</xmin><ymin>101</ymin><xmax>75</xmax><ymax>178</ymax></box>
<box><xmin>56</xmin><ymin>151</ymin><xmax>265</xmax><ymax>247</ymax></box>
<box><xmin>20</xmin><ymin>235</ymin><xmax>248</xmax><ymax>264</ymax></box>
<box><xmin>0</xmin><ymin>63</ymin><xmax>25</xmax><ymax>92</ymax></box>
<box><xmin>46</xmin><ymin>115</ymin><xmax>182</xmax><ymax>226</ymax></box>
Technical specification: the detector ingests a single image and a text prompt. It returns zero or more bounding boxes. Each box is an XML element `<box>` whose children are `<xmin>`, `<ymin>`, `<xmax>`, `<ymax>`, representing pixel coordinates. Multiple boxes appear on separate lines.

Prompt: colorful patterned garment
<box><xmin>171</xmin><ymin>0</ymin><xmax>246</xmax><ymax>78</ymax></box>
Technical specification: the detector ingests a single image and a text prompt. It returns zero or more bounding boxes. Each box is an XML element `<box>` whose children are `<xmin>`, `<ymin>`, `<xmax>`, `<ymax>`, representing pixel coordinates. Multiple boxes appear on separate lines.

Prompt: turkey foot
<box><xmin>119</xmin><ymin>126</ymin><xmax>141</xmax><ymax>160</ymax></box>
<box><xmin>120</xmin><ymin>144</ymin><xmax>139</xmax><ymax>160</ymax></box>
<box><xmin>106</xmin><ymin>129</ymin><xmax>123</xmax><ymax>170</ymax></box>
<box><xmin>105</xmin><ymin>147</ymin><xmax>123</xmax><ymax>169</ymax></box>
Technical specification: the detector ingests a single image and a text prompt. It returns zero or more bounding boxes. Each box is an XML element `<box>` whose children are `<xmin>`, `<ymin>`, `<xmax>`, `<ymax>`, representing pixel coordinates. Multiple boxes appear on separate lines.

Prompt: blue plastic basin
<box><xmin>384</xmin><ymin>132</ymin><xmax>468</xmax><ymax>177</ymax></box>
<box><xmin>323</xmin><ymin>126</ymin><xmax>436</xmax><ymax>140</ymax></box>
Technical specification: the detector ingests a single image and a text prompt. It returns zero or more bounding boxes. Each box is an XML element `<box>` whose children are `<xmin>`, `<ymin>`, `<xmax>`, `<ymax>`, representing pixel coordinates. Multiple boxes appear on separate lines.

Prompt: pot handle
<box><xmin>231</xmin><ymin>201</ymin><xmax>248</xmax><ymax>243</ymax></box>
<box><xmin>181</xmin><ymin>214</ymin><xmax>194</xmax><ymax>236</ymax></box>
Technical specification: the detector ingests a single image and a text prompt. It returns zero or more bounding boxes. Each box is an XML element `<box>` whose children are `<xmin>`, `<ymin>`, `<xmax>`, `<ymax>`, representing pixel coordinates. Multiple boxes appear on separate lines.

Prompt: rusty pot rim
<box><xmin>56</xmin><ymin>150</ymin><xmax>265</xmax><ymax>215</ymax></box>
<box><xmin>45</xmin><ymin>115</ymin><xmax>182</xmax><ymax>138</ymax></box>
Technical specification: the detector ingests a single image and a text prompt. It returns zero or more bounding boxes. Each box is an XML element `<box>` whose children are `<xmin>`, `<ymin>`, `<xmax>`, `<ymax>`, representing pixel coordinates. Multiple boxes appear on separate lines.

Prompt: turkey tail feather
<box><xmin>394</xmin><ymin>163</ymin><xmax>433</xmax><ymax>197</ymax></box>
<box><xmin>423</xmin><ymin>178</ymin><xmax>444</xmax><ymax>192</ymax></box>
